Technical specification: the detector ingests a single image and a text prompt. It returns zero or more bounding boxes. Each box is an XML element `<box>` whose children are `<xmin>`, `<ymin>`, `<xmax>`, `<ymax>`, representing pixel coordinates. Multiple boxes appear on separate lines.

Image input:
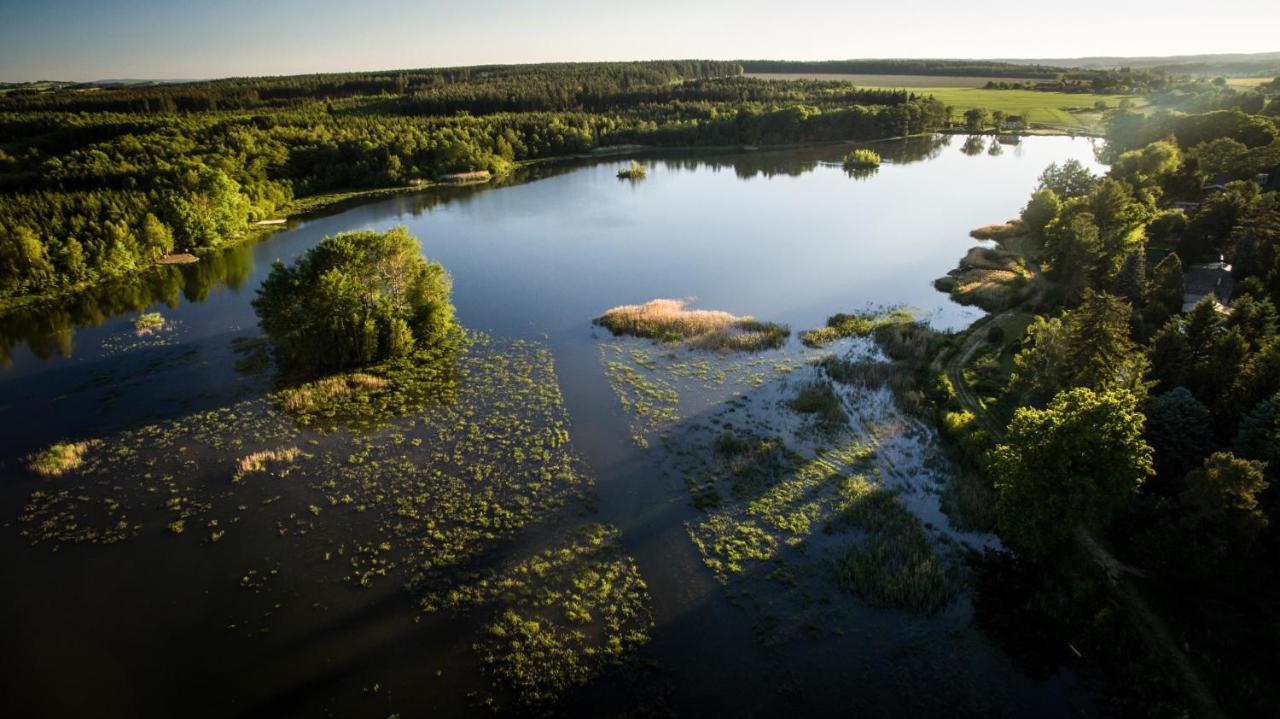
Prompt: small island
<box><xmin>843</xmin><ymin>148</ymin><xmax>882</xmax><ymax>170</ymax></box>
<box><xmin>616</xmin><ymin>160</ymin><xmax>647</xmax><ymax>179</ymax></box>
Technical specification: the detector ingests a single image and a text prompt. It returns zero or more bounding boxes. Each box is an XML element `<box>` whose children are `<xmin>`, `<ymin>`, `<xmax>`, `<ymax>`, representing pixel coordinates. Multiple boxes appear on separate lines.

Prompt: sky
<box><xmin>2</xmin><ymin>0</ymin><xmax>1278</xmax><ymax>82</ymax></box>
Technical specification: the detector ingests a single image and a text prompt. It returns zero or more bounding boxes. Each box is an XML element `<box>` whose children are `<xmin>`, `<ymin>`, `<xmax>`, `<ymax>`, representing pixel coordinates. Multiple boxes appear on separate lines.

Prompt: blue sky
<box><xmin>2</xmin><ymin>0</ymin><xmax>1277</xmax><ymax>81</ymax></box>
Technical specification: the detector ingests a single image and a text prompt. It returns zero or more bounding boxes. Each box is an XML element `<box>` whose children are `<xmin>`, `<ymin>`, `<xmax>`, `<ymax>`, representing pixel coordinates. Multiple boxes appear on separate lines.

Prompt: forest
<box><xmin>0</xmin><ymin>61</ymin><xmax>952</xmax><ymax>304</ymax></box>
<box><xmin>931</xmin><ymin>94</ymin><xmax>1280</xmax><ymax>716</ymax></box>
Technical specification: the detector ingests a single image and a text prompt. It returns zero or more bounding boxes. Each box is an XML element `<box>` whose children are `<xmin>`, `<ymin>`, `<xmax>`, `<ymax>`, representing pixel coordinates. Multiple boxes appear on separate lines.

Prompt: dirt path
<box><xmin>941</xmin><ymin>315</ymin><xmax>1007</xmax><ymax>436</ymax></box>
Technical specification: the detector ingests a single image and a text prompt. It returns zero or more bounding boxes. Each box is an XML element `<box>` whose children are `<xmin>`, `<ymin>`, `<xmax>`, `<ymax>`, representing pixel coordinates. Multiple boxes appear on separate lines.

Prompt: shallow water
<box><xmin>0</xmin><ymin>136</ymin><xmax>1109</xmax><ymax>717</ymax></box>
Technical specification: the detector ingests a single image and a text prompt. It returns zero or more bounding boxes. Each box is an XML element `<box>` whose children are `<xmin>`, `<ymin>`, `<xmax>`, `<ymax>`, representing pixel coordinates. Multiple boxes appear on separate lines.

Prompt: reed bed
<box><xmin>595</xmin><ymin>299</ymin><xmax>788</xmax><ymax>352</ymax></box>
<box><xmin>28</xmin><ymin>440</ymin><xmax>93</xmax><ymax>477</ymax></box>
<box><xmin>236</xmin><ymin>446</ymin><xmax>302</xmax><ymax>475</ymax></box>
<box><xmin>275</xmin><ymin>372</ymin><xmax>388</xmax><ymax>414</ymax></box>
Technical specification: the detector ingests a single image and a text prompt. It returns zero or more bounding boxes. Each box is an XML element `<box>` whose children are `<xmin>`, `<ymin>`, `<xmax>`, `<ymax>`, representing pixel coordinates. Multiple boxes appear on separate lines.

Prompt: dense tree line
<box><xmin>737</xmin><ymin>59</ymin><xmax>1066</xmax><ymax>78</ymax></box>
<box><xmin>0</xmin><ymin>65</ymin><xmax>951</xmax><ymax>302</ymax></box>
<box><xmin>951</xmin><ymin>95</ymin><xmax>1280</xmax><ymax>716</ymax></box>
<box><xmin>0</xmin><ymin>61</ymin><xmax>743</xmax><ymax>114</ymax></box>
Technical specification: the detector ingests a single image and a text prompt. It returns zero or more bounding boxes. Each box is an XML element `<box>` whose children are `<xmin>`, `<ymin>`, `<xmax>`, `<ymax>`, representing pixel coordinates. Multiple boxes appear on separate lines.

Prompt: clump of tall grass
<box><xmin>830</xmin><ymin>478</ymin><xmax>960</xmax><ymax>614</ymax></box>
<box><xmin>595</xmin><ymin>299</ymin><xmax>788</xmax><ymax>352</ymax></box>
<box><xmin>616</xmin><ymin>160</ymin><xmax>647</xmax><ymax>179</ymax></box>
<box><xmin>799</xmin><ymin>307</ymin><xmax>915</xmax><ymax>348</ymax></box>
<box><xmin>275</xmin><ymin>373</ymin><xmax>388</xmax><ymax>414</ymax></box>
<box><xmin>28</xmin><ymin>440</ymin><xmax>94</xmax><ymax>476</ymax></box>
<box><xmin>789</xmin><ymin>380</ymin><xmax>848</xmax><ymax>431</ymax></box>
<box><xmin>235</xmin><ymin>446</ymin><xmax>302</xmax><ymax>476</ymax></box>
<box><xmin>843</xmin><ymin>148</ymin><xmax>882</xmax><ymax>170</ymax></box>
<box><xmin>133</xmin><ymin>312</ymin><xmax>165</xmax><ymax>336</ymax></box>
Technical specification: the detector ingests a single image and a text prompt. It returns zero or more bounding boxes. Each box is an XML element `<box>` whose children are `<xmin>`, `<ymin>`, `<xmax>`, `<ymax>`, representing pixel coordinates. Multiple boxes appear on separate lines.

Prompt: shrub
<box><xmin>253</xmin><ymin>227</ymin><xmax>457</xmax><ymax>371</ymax></box>
<box><xmin>843</xmin><ymin>148</ymin><xmax>882</xmax><ymax>169</ymax></box>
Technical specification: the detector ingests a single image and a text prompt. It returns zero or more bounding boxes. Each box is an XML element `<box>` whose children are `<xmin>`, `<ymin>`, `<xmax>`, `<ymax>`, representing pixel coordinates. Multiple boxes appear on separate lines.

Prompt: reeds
<box><xmin>595</xmin><ymin>299</ymin><xmax>788</xmax><ymax>352</ymax></box>
<box><xmin>235</xmin><ymin>446</ymin><xmax>302</xmax><ymax>475</ymax></box>
<box><xmin>275</xmin><ymin>373</ymin><xmax>388</xmax><ymax>414</ymax></box>
<box><xmin>28</xmin><ymin>441</ymin><xmax>93</xmax><ymax>476</ymax></box>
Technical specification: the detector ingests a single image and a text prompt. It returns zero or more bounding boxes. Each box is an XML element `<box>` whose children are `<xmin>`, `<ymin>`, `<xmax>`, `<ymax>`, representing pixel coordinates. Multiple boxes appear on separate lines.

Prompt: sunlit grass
<box><xmin>27</xmin><ymin>440</ymin><xmax>94</xmax><ymax>476</ymax></box>
<box><xmin>596</xmin><ymin>299</ymin><xmax>788</xmax><ymax>352</ymax></box>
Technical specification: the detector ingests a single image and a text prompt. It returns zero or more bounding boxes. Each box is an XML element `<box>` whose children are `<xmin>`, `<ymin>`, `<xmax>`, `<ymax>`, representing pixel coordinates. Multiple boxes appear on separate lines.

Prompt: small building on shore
<box><xmin>1182</xmin><ymin>260</ymin><xmax>1233</xmax><ymax>313</ymax></box>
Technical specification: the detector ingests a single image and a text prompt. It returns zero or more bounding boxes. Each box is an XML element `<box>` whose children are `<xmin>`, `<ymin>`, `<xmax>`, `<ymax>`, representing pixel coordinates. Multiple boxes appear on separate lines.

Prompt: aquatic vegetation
<box><xmin>27</xmin><ymin>440</ymin><xmax>95</xmax><ymax>476</ymax></box>
<box><xmin>843</xmin><ymin>148</ymin><xmax>882</xmax><ymax>169</ymax></box>
<box><xmin>234</xmin><ymin>446</ymin><xmax>302</xmax><ymax>479</ymax></box>
<box><xmin>690</xmin><ymin>514</ymin><xmax>779</xmax><ymax>578</ymax></box>
<box><xmin>422</xmin><ymin>525</ymin><xmax>652</xmax><ymax>707</ymax></box>
<box><xmin>789</xmin><ymin>380</ymin><xmax>849</xmax><ymax>433</ymax></box>
<box><xmin>616</xmin><ymin>160</ymin><xmax>647</xmax><ymax>179</ymax></box>
<box><xmin>600</xmin><ymin>345</ymin><xmax>680</xmax><ymax>447</ymax></box>
<box><xmin>799</xmin><ymin>307</ymin><xmax>915</xmax><ymax>348</ymax></box>
<box><xmin>271</xmin><ymin>341</ymin><xmax>462</xmax><ymax>430</ymax></box>
<box><xmin>595</xmin><ymin>299</ymin><xmax>788</xmax><ymax>352</ymax></box>
<box><xmin>133</xmin><ymin>312</ymin><xmax>166</xmax><ymax>336</ymax></box>
<box><xmin>830</xmin><ymin>477</ymin><xmax>961</xmax><ymax>614</ymax></box>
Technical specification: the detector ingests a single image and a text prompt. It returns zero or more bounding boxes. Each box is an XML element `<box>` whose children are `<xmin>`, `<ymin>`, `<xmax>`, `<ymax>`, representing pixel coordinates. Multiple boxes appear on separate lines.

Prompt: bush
<box><xmin>986</xmin><ymin>325</ymin><xmax>1005</xmax><ymax>344</ymax></box>
<box><xmin>253</xmin><ymin>226</ymin><xmax>457</xmax><ymax>371</ymax></box>
<box><xmin>843</xmin><ymin>148</ymin><xmax>882</xmax><ymax>170</ymax></box>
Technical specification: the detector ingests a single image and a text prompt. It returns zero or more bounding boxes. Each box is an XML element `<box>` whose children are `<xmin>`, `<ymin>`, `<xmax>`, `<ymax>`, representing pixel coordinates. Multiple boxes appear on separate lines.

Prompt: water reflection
<box><xmin>0</xmin><ymin>243</ymin><xmax>255</xmax><ymax>366</ymax></box>
<box><xmin>0</xmin><ymin>134</ymin><xmax>1098</xmax><ymax>366</ymax></box>
<box><xmin>961</xmin><ymin>135</ymin><xmax>987</xmax><ymax>156</ymax></box>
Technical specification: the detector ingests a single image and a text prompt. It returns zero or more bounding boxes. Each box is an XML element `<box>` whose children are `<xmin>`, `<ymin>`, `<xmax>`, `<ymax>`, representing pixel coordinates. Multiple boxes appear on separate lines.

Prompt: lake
<box><xmin>0</xmin><ymin>135</ymin><xmax>1108</xmax><ymax>717</ymax></box>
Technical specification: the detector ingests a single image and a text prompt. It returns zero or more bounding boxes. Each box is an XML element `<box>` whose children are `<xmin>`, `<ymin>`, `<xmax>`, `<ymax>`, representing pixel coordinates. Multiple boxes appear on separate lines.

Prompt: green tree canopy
<box><xmin>992</xmin><ymin>387</ymin><xmax>1153</xmax><ymax>558</ymax></box>
<box><xmin>253</xmin><ymin>226</ymin><xmax>457</xmax><ymax>371</ymax></box>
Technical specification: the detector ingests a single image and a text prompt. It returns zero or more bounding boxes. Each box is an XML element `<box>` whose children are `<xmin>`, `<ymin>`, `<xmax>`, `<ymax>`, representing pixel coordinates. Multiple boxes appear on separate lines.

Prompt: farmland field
<box><xmin>748</xmin><ymin>73</ymin><xmax>1141</xmax><ymax>130</ymax></box>
<box><xmin>743</xmin><ymin>72</ymin><xmax>1048</xmax><ymax>88</ymax></box>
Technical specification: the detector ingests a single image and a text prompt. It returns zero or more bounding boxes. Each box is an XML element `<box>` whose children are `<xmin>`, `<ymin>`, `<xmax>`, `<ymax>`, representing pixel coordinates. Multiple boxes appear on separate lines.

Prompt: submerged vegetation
<box><xmin>595</xmin><ymin>299</ymin><xmax>788</xmax><ymax>352</ymax></box>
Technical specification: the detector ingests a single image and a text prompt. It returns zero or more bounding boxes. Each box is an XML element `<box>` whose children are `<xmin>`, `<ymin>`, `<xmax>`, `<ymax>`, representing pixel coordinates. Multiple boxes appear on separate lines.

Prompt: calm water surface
<box><xmin>0</xmin><ymin>136</ymin><xmax>1108</xmax><ymax>717</ymax></box>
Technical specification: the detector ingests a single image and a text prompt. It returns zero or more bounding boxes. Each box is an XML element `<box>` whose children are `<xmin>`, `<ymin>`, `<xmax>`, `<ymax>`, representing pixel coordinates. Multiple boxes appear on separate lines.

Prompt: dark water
<box><xmin>0</xmin><ymin>136</ymin><xmax>1108</xmax><ymax>717</ymax></box>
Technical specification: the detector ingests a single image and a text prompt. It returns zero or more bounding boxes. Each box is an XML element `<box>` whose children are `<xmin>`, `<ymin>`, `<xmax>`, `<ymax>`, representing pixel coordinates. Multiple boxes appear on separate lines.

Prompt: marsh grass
<box><xmin>595</xmin><ymin>299</ymin><xmax>788</xmax><ymax>352</ymax></box>
<box><xmin>276</xmin><ymin>373</ymin><xmax>387</xmax><ymax>414</ymax></box>
<box><xmin>271</xmin><ymin>340</ymin><xmax>463</xmax><ymax>429</ymax></box>
<box><xmin>235</xmin><ymin>446</ymin><xmax>302</xmax><ymax>478</ymax></box>
<box><xmin>789</xmin><ymin>380</ymin><xmax>848</xmax><ymax>432</ymax></box>
<box><xmin>28</xmin><ymin>440</ymin><xmax>94</xmax><ymax>476</ymax></box>
<box><xmin>133</xmin><ymin>312</ymin><xmax>166</xmax><ymax>336</ymax></box>
<box><xmin>799</xmin><ymin>307</ymin><xmax>915</xmax><ymax>348</ymax></box>
<box><xmin>830</xmin><ymin>477</ymin><xmax>961</xmax><ymax>614</ymax></box>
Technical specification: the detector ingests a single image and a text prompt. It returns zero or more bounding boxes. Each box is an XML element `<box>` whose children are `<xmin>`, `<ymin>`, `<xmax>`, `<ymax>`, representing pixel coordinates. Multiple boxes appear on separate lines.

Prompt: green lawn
<box><xmin>746</xmin><ymin>72</ymin><xmax>1141</xmax><ymax>130</ymax></box>
<box><xmin>744</xmin><ymin>72</ymin><xmax>1046</xmax><ymax>88</ymax></box>
<box><xmin>894</xmin><ymin>87</ymin><xmax>1141</xmax><ymax>130</ymax></box>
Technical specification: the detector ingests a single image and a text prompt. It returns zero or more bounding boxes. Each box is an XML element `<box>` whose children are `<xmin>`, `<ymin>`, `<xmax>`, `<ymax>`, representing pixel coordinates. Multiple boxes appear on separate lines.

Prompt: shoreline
<box><xmin>0</xmin><ymin>129</ymin><xmax>1088</xmax><ymax>317</ymax></box>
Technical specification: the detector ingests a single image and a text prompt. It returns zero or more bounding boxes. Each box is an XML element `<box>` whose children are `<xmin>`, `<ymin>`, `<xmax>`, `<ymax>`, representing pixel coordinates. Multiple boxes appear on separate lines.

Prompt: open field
<box><xmin>746</xmin><ymin>73</ymin><xmax>1140</xmax><ymax>130</ymax></box>
<box><xmin>1226</xmin><ymin>76</ymin><xmax>1274</xmax><ymax>88</ymax></box>
<box><xmin>745</xmin><ymin>72</ymin><xmax>1048</xmax><ymax>88</ymax></box>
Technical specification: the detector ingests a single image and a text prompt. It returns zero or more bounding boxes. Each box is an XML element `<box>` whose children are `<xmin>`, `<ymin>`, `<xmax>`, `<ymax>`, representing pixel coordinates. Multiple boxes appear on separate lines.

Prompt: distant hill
<box><xmin>997</xmin><ymin>51</ymin><xmax>1280</xmax><ymax>75</ymax></box>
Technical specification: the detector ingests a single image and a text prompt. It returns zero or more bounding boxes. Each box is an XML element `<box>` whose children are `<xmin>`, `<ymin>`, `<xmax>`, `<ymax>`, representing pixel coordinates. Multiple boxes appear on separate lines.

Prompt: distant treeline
<box><xmin>0</xmin><ymin>62</ymin><xmax>952</xmax><ymax>302</ymax></box>
<box><xmin>738</xmin><ymin>59</ymin><xmax>1067</xmax><ymax>78</ymax></box>
<box><xmin>0</xmin><ymin>61</ymin><xmax>744</xmax><ymax>114</ymax></box>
